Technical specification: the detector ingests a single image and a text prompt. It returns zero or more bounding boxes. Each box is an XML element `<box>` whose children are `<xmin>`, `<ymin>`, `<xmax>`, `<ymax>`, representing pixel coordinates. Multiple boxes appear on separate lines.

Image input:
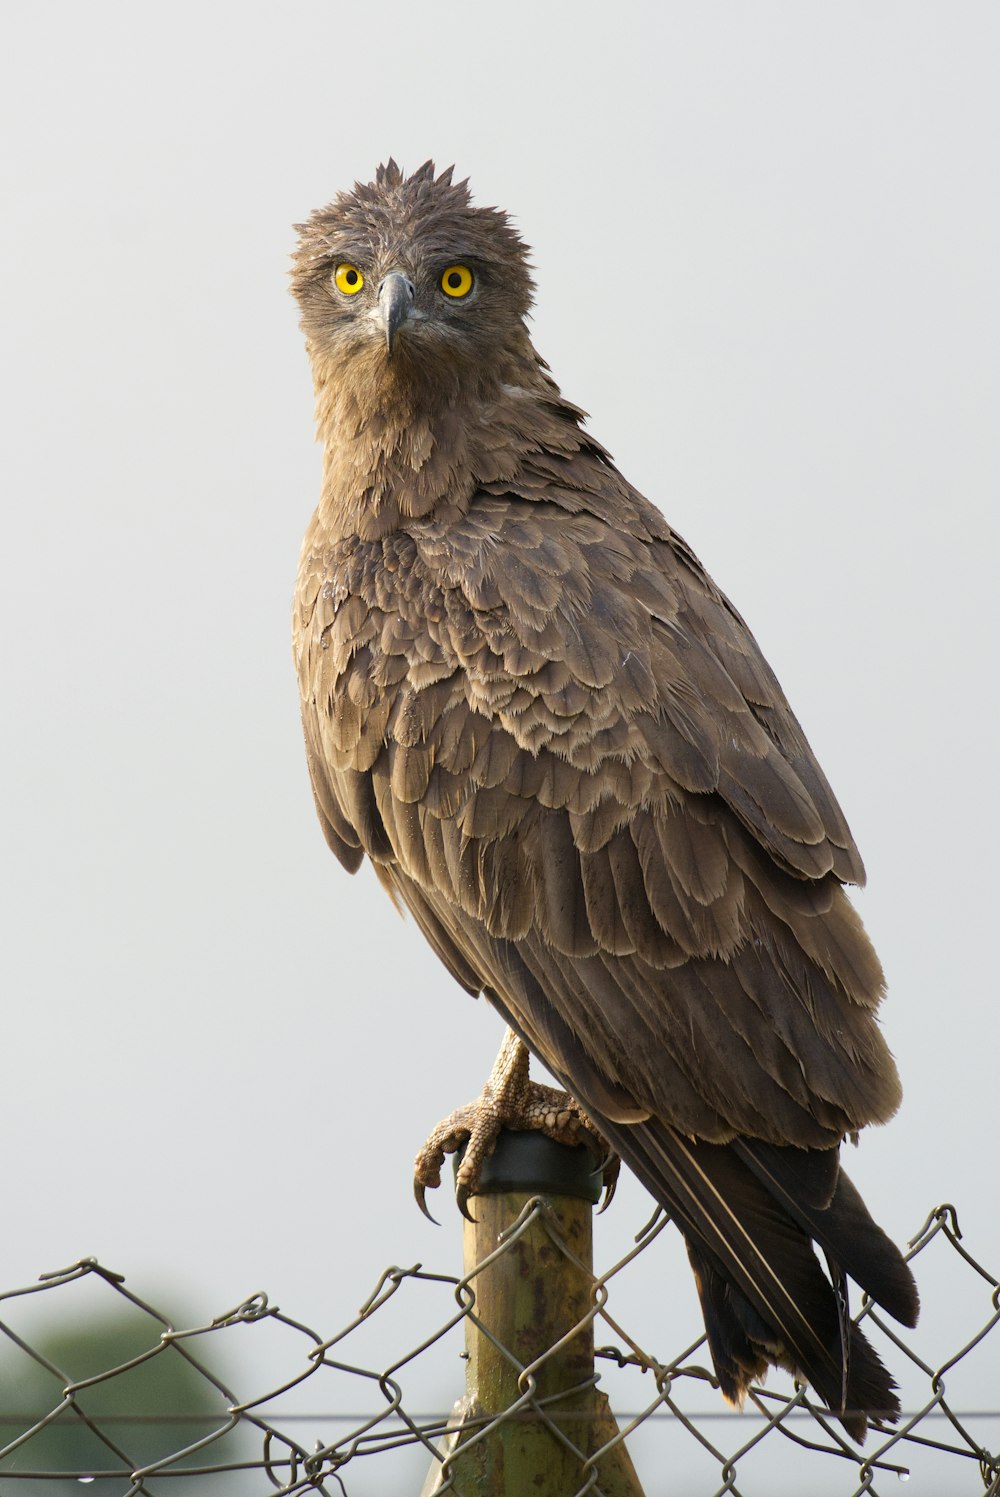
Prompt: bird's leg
<box><xmin>414</xmin><ymin>1028</ymin><xmax>619</xmax><ymax>1220</ymax></box>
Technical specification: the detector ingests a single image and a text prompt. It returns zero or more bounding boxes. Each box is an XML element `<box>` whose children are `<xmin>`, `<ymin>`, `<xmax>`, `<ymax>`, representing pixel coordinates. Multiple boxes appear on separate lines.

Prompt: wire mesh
<box><xmin>0</xmin><ymin>1202</ymin><xmax>997</xmax><ymax>1497</ymax></box>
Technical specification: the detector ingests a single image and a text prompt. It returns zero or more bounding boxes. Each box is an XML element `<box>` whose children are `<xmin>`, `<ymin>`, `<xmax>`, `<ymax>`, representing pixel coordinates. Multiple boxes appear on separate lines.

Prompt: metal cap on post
<box><xmin>421</xmin><ymin>1129</ymin><xmax>646</xmax><ymax>1497</ymax></box>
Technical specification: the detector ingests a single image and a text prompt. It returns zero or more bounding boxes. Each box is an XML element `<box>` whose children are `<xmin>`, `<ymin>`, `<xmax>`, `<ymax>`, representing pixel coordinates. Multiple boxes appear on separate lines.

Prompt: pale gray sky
<box><xmin>2</xmin><ymin>2</ymin><xmax>998</xmax><ymax>1490</ymax></box>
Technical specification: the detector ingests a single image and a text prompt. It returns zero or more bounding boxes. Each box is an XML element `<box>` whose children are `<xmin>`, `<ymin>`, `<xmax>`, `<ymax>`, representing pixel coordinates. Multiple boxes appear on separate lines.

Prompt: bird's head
<box><xmin>291</xmin><ymin>161</ymin><xmax>535</xmax><ymax>405</ymax></box>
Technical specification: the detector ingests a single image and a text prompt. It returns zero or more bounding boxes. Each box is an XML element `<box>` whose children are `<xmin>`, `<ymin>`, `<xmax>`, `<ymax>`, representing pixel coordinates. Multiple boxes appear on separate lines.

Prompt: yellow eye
<box><xmin>334</xmin><ymin>263</ymin><xmax>364</xmax><ymax>295</ymax></box>
<box><xmin>440</xmin><ymin>264</ymin><xmax>474</xmax><ymax>298</ymax></box>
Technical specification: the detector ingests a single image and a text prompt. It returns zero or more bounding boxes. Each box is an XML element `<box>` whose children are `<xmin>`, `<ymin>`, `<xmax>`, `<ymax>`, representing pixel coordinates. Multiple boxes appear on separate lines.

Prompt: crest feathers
<box><xmin>375</xmin><ymin>158</ymin><xmax>403</xmax><ymax>188</ymax></box>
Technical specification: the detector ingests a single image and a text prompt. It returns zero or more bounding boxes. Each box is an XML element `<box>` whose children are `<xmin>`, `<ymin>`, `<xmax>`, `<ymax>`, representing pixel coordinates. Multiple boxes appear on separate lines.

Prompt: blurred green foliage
<box><xmin>0</xmin><ymin>1305</ymin><xmax>242</xmax><ymax>1493</ymax></box>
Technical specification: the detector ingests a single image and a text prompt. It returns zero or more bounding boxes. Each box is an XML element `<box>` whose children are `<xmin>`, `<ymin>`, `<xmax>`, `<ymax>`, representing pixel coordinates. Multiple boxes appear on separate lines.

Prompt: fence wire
<box><xmin>0</xmin><ymin>1202</ymin><xmax>997</xmax><ymax>1497</ymax></box>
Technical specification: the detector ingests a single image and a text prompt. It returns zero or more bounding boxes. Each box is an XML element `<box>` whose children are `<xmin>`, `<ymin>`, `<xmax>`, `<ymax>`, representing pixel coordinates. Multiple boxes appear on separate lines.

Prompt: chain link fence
<box><xmin>1</xmin><ymin>1196</ymin><xmax>997</xmax><ymax>1496</ymax></box>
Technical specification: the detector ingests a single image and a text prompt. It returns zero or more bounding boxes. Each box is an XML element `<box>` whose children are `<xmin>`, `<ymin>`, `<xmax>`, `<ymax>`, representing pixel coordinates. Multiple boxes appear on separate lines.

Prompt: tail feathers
<box><xmin>687</xmin><ymin>1241</ymin><xmax>900</xmax><ymax>1443</ymax></box>
<box><xmin>594</xmin><ymin>1115</ymin><xmax>914</xmax><ymax>1441</ymax></box>
<box><xmin>735</xmin><ymin>1139</ymin><xmax>920</xmax><ymax>1328</ymax></box>
<box><xmin>686</xmin><ymin>1241</ymin><xmax>797</xmax><ymax>1397</ymax></box>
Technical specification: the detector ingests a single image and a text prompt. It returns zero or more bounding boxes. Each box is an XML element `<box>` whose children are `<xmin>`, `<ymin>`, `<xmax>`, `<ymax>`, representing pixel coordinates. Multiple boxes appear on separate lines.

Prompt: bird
<box><xmin>290</xmin><ymin>159</ymin><xmax>918</xmax><ymax>1440</ymax></box>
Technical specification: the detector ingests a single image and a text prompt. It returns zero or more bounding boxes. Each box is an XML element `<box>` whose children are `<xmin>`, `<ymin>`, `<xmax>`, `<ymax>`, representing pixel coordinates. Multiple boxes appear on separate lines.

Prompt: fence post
<box><xmin>421</xmin><ymin>1129</ymin><xmax>647</xmax><ymax>1496</ymax></box>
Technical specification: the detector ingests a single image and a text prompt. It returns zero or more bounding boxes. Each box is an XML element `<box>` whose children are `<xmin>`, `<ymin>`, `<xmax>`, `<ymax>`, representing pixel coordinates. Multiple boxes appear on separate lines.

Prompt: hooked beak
<box><xmin>378</xmin><ymin>272</ymin><xmax>415</xmax><ymax>354</ymax></box>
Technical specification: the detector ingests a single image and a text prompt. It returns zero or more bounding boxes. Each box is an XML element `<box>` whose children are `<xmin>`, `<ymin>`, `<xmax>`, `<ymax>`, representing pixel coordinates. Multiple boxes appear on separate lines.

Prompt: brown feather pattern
<box><xmin>292</xmin><ymin>161</ymin><xmax>917</xmax><ymax>1436</ymax></box>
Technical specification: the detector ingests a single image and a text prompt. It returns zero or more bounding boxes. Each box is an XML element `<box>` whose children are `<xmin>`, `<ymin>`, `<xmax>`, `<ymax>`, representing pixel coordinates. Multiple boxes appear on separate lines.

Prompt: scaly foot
<box><xmin>413</xmin><ymin>1030</ymin><xmax>619</xmax><ymax>1220</ymax></box>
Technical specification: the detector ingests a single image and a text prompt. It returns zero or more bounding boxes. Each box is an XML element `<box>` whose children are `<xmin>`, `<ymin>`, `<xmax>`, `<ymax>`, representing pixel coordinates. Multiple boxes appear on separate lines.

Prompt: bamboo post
<box><xmin>421</xmin><ymin>1130</ymin><xmax>646</xmax><ymax>1497</ymax></box>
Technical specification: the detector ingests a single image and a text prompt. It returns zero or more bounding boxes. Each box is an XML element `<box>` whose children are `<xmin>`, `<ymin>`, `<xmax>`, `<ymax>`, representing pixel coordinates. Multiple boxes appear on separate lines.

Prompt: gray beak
<box><xmin>379</xmin><ymin>272</ymin><xmax>415</xmax><ymax>354</ymax></box>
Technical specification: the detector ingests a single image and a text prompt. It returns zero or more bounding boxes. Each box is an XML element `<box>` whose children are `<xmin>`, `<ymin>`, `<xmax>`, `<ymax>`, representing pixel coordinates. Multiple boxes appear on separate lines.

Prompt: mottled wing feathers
<box><xmin>296</xmin><ymin>465</ymin><xmax>899</xmax><ymax>1153</ymax></box>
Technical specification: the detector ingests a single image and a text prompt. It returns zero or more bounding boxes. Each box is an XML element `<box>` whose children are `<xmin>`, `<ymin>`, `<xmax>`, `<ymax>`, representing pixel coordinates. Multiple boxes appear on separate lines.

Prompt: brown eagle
<box><xmin>290</xmin><ymin>160</ymin><xmax>917</xmax><ymax>1439</ymax></box>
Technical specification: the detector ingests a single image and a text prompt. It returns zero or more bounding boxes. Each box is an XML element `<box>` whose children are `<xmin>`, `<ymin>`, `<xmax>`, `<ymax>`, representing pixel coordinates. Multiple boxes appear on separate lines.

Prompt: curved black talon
<box><xmin>455</xmin><ymin>1183</ymin><xmax>477</xmax><ymax>1223</ymax></box>
<box><xmin>597</xmin><ymin>1153</ymin><xmax>621</xmax><ymax>1214</ymax></box>
<box><xmin>413</xmin><ymin>1180</ymin><xmax>440</xmax><ymax>1226</ymax></box>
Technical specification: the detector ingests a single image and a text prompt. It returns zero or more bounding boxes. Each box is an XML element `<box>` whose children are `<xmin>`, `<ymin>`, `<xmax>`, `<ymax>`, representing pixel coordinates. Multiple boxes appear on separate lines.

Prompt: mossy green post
<box><xmin>421</xmin><ymin>1131</ymin><xmax>646</xmax><ymax>1497</ymax></box>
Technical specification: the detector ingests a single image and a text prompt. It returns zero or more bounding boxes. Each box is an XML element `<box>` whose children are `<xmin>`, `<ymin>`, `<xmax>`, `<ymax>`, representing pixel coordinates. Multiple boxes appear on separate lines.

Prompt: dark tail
<box><xmin>595</xmin><ymin>1116</ymin><xmax>919</xmax><ymax>1442</ymax></box>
